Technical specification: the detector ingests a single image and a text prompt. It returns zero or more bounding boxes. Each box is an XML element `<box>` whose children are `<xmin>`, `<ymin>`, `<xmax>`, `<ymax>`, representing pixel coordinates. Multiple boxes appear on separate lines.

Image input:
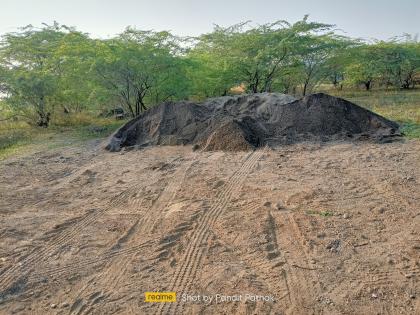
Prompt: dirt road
<box><xmin>0</xmin><ymin>139</ymin><xmax>419</xmax><ymax>314</ymax></box>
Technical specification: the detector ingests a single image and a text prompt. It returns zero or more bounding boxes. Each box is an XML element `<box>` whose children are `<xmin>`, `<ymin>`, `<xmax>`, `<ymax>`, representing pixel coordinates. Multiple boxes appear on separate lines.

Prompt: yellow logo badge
<box><xmin>145</xmin><ymin>292</ymin><xmax>177</xmax><ymax>303</ymax></box>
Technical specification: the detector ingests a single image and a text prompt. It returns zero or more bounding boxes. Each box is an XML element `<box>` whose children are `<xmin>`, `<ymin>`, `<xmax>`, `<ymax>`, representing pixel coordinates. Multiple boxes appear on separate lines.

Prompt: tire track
<box><xmin>218</xmin><ymin>200</ymin><xmax>290</xmax><ymax>306</ymax></box>
<box><xmin>28</xmin><ymin>238</ymin><xmax>154</xmax><ymax>284</ymax></box>
<box><xmin>276</xmin><ymin>212</ymin><xmax>322</xmax><ymax>313</ymax></box>
<box><xmin>0</xmin><ymin>153</ymin><xmax>186</xmax><ymax>293</ymax></box>
<box><xmin>68</xmin><ymin>156</ymin><xmax>198</xmax><ymax>315</ymax></box>
<box><xmin>0</xmin><ymin>185</ymin><xmax>141</xmax><ymax>297</ymax></box>
<box><xmin>159</xmin><ymin>147</ymin><xmax>267</xmax><ymax>315</ymax></box>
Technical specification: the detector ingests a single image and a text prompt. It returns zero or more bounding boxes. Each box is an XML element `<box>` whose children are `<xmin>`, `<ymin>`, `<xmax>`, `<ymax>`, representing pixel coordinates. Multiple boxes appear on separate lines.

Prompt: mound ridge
<box><xmin>106</xmin><ymin>93</ymin><xmax>401</xmax><ymax>152</ymax></box>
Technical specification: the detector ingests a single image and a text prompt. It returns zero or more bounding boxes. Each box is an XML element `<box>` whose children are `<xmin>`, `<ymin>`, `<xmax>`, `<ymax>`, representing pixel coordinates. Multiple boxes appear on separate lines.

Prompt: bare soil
<box><xmin>0</xmin><ymin>139</ymin><xmax>419</xmax><ymax>315</ymax></box>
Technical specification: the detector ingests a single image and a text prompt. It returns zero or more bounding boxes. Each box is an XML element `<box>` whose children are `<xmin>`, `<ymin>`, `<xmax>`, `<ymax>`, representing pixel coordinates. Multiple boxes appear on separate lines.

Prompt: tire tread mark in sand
<box><xmin>333</xmin><ymin>167</ymin><xmax>419</xmax><ymax>296</ymax></box>
<box><xmin>0</xmin><ymin>184</ymin><xmax>141</xmax><ymax>297</ymax></box>
<box><xmin>277</xmin><ymin>212</ymin><xmax>322</xmax><ymax>313</ymax></box>
<box><xmin>159</xmin><ymin>148</ymin><xmax>266</xmax><ymax>315</ymax></box>
<box><xmin>219</xmin><ymin>201</ymin><xmax>290</xmax><ymax>304</ymax></box>
<box><xmin>265</xmin><ymin>210</ymin><xmax>282</xmax><ymax>260</ymax></box>
<box><xmin>176</xmin><ymin>151</ymin><xmax>262</xmax><ymax>292</ymax></box>
<box><xmin>70</xmin><ymin>157</ymin><xmax>197</xmax><ymax>315</ymax></box>
<box><xmin>100</xmin><ymin>158</ymin><xmax>198</xmax><ymax>289</ymax></box>
<box><xmin>146</xmin><ymin>160</ymin><xmax>199</xmax><ymax>234</ymax></box>
<box><xmin>0</xmin><ymin>186</ymin><xmax>139</xmax><ymax>287</ymax></box>
<box><xmin>28</xmin><ymin>239</ymin><xmax>154</xmax><ymax>284</ymax></box>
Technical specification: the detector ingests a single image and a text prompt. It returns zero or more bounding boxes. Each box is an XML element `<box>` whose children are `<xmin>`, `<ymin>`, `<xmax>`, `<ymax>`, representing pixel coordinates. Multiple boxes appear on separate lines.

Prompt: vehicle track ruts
<box><xmin>0</xmin><ymin>183</ymin><xmax>142</xmax><ymax>300</ymax></box>
<box><xmin>97</xmin><ymin>158</ymin><xmax>198</xmax><ymax>288</ymax></box>
<box><xmin>145</xmin><ymin>159</ymin><xmax>199</xmax><ymax>234</ymax></box>
<box><xmin>27</xmin><ymin>238</ymin><xmax>154</xmax><ymax>283</ymax></box>
<box><xmin>158</xmin><ymin>147</ymin><xmax>267</xmax><ymax>315</ymax></box>
<box><xmin>221</xmin><ymin>201</ymin><xmax>290</xmax><ymax>308</ymax></box>
<box><xmin>68</xmin><ymin>156</ymin><xmax>198</xmax><ymax>315</ymax></box>
<box><xmin>0</xmin><ymin>153</ymin><xmax>186</xmax><ymax>293</ymax></box>
<box><xmin>276</xmin><ymin>211</ymin><xmax>322</xmax><ymax>313</ymax></box>
<box><xmin>332</xmin><ymin>166</ymin><xmax>419</xmax><ymax>298</ymax></box>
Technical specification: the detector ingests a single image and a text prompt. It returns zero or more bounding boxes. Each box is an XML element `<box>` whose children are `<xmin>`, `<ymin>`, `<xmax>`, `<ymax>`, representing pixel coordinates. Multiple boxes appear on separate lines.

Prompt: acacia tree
<box><xmin>53</xmin><ymin>31</ymin><xmax>99</xmax><ymax>113</ymax></box>
<box><xmin>379</xmin><ymin>41</ymin><xmax>420</xmax><ymax>89</ymax></box>
<box><xmin>344</xmin><ymin>44</ymin><xmax>384</xmax><ymax>90</ymax></box>
<box><xmin>344</xmin><ymin>41</ymin><xmax>420</xmax><ymax>90</ymax></box>
<box><xmin>189</xmin><ymin>17</ymin><xmax>336</xmax><ymax>95</ymax></box>
<box><xmin>294</xmin><ymin>34</ymin><xmax>355</xmax><ymax>95</ymax></box>
<box><xmin>94</xmin><ymin>28</ymin><xmax>189</xmax><ymax>117</ymax></box>
<box><xmin>0</xmin><ymin>23</ymin><xmax>68</xmax><ymax>126</ymax></box>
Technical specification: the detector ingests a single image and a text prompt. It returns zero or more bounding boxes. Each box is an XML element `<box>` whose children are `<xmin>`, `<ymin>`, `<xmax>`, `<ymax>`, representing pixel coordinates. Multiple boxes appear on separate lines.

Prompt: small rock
<box><xmin>326</xmin><ymin>239</ymin><xmax>341</xmax><ymax>253</ymax></box>
<box><xmin>0</xmin><ymin>257</ymin><xmax>6</xmax><ymax>262</ymax></box>
<box><xmin>50</xmin><ymin>304</ymin><xmax>57</xmax><ymax>309</ymax></box>
<box><xmin>371</xmin><ymin>293</ymin><xmax>378</xmax><ymax>299</ymax></box>
<box><xmin>11</xmin><ymin>305</ymin><xmax>26</xmax><ymax>314</ymax></box>
<box><xmin>275</xmin><ymin>202</ymin><xmax>284</xmax><ymax>210</ymax></box>
<box><xmin>213</xmin><ymin>180</ymin><xmax>224</xmax><ymax>189</ymax></box>
<box><xmin>377</xmin><ymin>207</ymin><xmax>386</xmax><ymax>214</ymax></box>
<box><xmin>317</xmin><ymin>232</ymin><xmax>326</xmax><ymax>239</ymax></box>
<box><xmin>192</xmin><ymin>144</ymin><xmax>200</xmax><ymax>151</ymax></box>
<box><xmin>343</xmin><ymin>213</ymin><xmax>349</xmax><ymax>219</ymax></box>
<box><xmin>409</xmin><ymin>294</ymin><xmax>416</xmax><ymax>299</ymax></box>
<box><xmin>405</xmin><ymin>273</ymin><xmax>413</xmax><ymax>279</ymax></box>
<box><xmin>263</xmin><ymin>201</ymin><xmax>271</xmax><ymax>207</ymax></box>
<box><xmin>61</xmin><ymin>302</ymin><xmax>69</xmax><ymax>308</ymax></box>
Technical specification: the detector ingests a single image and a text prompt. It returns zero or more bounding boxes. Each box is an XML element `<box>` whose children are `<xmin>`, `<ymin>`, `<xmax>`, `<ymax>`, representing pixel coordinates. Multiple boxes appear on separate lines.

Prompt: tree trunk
<box><xmin>401</xmin><ymin>80</ymin><xmax>410</xmax><ymax>89</ymax></box>
<box><xmin>36</xmin><ymin>96</ymin><xmax>50</xmax><ymax>127</ymax></box>
<box><xmin>364</xmin><ymin>80</ymin><xmax>371</xmax><ymax>91</ymax></box>
<box><xmin>37</xmin><ymin>111</ymin><xmax>50</xmax><ymax>127</ymax></box>
<box><xmin>303</xmin><ymin>79</ymin><xmax>310</xmax><ymax>96</ymax></box>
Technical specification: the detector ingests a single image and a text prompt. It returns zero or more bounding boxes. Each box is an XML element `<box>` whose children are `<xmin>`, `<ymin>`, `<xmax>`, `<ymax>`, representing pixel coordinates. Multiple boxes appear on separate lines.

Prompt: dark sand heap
<box><xmin>106</xmin><ymin>93</ymin><xmax>401</xmax><ymax>152</ymax></box>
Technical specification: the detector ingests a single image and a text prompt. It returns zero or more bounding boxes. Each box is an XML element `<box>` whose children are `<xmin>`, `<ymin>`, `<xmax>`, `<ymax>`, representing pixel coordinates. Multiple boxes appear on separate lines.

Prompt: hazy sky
<box><xmin>0</xmin><ymin>0</ymin><xmax>419</xmax><ymax>40</ymax></box>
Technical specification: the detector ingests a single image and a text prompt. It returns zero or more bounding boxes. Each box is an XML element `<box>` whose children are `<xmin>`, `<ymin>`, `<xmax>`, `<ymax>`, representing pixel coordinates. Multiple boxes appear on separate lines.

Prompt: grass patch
<box><xmin>0</xmin><ymin>114</ymin><xmax>126</xmax><ymax>160</ymax></box>
<box><xmin>306</xmin><ymin>210</ymin><xmax>334</xmax><ymax>217</ymax></box>
<box><xmin>400</xmin><ymin>123</ymin><xmax>420</xmax><ymax>139</ymax></box>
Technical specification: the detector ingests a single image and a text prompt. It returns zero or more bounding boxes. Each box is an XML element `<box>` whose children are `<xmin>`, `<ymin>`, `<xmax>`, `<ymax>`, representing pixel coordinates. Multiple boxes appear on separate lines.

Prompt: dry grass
<box><xmin>0</xmin><ymin>113</ymin><xmax>125</xmax><ymax>160</ymax></box>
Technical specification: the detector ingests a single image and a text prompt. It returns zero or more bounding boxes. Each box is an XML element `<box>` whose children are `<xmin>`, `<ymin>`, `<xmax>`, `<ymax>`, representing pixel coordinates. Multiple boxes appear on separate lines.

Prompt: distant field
<box><xmin>0</xmin><ymin>89</ymin><xmax>419</xmax><ymax>160</ymax></box>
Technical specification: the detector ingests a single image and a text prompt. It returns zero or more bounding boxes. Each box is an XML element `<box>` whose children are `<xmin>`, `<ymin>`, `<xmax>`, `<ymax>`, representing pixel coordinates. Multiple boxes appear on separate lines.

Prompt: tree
<box><xmin>53</xmin><ymin>31</ymin><xmax>99</xmax><ymax>113</ymax></box>
<box><xmin>189</xmin><ymin>16</ymin><xmax>336</xmax><ymax>96</ymax></box>
<box><xmin>379</xmin><ymin>40</ymin><xmax>420</xmax><ymax>89</ymax></box>
<box><xmin>94</xmin><ymin>28</ymin><xmax>190</xmax><ymax>117</ymax></box>
<box><xmin>0</xmin><ymin>23</ymin><xmax>68</xmax><ymax>126</ymax></box>
<box><xmin>344</xmin><ymin>45</ymin><xmax>383</xmax><ymax>90</ymax></box>
<box><xmin>294</xmin><ymin>34</ymin><xmax>355</xmax><ymax>95</ymax></box>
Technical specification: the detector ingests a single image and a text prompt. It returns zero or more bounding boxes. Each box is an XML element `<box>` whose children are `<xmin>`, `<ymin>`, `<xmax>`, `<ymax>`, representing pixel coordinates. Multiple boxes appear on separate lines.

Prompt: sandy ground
<box><xmin>0</xmin><ymin>139</ymin><xmax>419</xmax><ymax>315</ymax></box>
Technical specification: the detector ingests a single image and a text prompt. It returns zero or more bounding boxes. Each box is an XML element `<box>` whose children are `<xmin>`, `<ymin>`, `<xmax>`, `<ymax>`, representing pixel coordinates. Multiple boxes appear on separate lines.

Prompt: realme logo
<box><xmin>145</xmin><ymin>292</ymin><xmax>176</xmax><ymax>302</ymax></box>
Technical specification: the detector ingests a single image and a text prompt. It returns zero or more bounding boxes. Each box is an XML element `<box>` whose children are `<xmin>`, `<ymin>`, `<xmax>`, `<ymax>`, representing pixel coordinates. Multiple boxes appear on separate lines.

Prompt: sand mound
<box><xmin>106</xmin><ymin>93</ymin><xmax>401</xmax><ymax>152</ymax></box>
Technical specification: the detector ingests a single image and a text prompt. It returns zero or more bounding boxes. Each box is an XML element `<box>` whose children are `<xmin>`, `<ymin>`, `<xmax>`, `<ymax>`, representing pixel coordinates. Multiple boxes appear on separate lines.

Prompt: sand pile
<box><xmin>106</xmin><ymin>93</ymin><xmax>401</xmax><ymax>152</ymax></box>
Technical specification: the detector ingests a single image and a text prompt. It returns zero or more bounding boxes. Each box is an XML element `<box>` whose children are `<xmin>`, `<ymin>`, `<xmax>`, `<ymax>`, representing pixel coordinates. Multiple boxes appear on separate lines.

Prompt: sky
<box><xmin>0</xmin><ymin>0</ymin><xmax>419</xmax><ymax>40</ymax></box>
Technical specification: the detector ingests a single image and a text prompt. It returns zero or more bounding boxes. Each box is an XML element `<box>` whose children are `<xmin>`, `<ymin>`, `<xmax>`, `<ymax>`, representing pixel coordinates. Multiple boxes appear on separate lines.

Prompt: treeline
<box><xmin>0</xmin><ymin>18</ymin><xmax>419</xmax><ymax>127</ymax></box>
